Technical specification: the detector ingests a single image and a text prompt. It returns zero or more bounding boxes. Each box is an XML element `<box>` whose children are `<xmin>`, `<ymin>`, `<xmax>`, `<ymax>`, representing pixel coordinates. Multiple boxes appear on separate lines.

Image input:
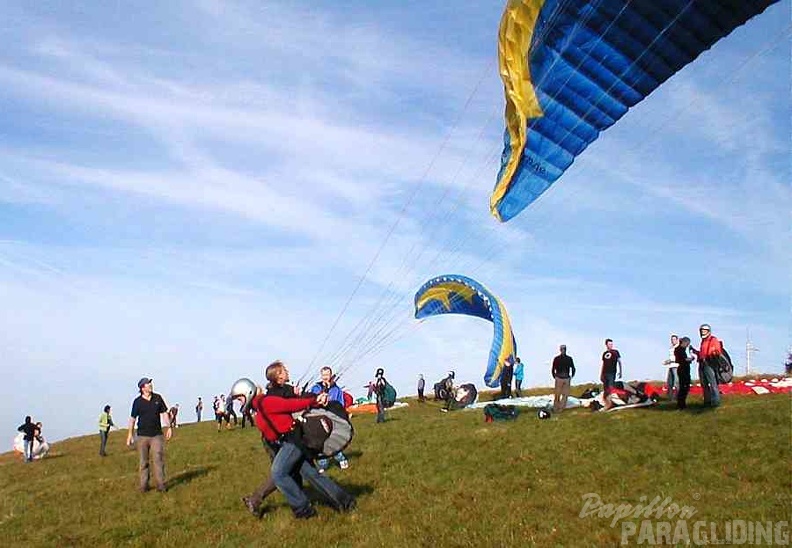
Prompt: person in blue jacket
<box><xmin>310</xmin><ymin>366</ymin><xmax>350</xmax><ymax>473</ymax></box>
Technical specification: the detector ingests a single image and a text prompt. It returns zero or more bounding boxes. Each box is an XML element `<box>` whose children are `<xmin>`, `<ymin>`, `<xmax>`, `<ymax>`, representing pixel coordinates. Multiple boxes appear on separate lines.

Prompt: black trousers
<box><xmin>676</xmin><ymin>363</ymin><xmax>691</xmax><ymax>409</ymax></box>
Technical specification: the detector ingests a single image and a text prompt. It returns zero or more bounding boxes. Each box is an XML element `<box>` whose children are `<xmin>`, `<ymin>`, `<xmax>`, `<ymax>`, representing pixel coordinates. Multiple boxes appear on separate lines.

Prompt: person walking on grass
<box><xmin>243</xmin><ymin>360</ymin><xmax>355</xmax><ymax>519</ymax></box>
<box><xmin>310</xmin><ymin>366</ymin><xmax>350</xmax><ymax>473</ymax></box>
<box><xmin>98</xmin><ymin>405</ymin><xmax>116</xmax><ymax>457</ymax></box>
<box><xmin>552</xmin><ymin>345</ymin><xmax>576</xmax><ymax>412</ymax></box>
<box><xmin>600</xmin><ymin>339</ymin><xmax>622</xmax><ymax>411</ymax></box>
<box><xmin>126</xmin><ymin>378</ymin><xmax>172</xmax><ymax>493</ymax></box>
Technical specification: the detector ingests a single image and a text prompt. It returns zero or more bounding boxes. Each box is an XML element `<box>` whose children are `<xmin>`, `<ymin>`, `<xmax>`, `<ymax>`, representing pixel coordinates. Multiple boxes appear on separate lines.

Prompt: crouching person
<box><xmin>248</xmin><ymin>360</ymin><xmax>355</xmax><ymax>519</ymax></box>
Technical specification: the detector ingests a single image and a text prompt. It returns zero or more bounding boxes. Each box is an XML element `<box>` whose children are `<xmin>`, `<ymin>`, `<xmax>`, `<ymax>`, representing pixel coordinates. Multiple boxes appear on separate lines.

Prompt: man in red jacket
<box><xmin>245</xmin><ymin>361</ymin><xmax>355</xmax><ymax>519</ymax></box>
<box><xmin>694</xmin><ymin>324</ymin><xmax>723</xmax><ymax>407</ymax></box>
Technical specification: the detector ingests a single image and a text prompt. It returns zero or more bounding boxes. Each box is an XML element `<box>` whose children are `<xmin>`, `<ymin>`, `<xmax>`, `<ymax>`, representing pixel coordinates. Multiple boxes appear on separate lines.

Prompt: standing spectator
<box><xmin>17</xmin><ymin>416</ymin><xmax>36</xmax><ymax>463</ymax></box>
<box><xmin>674</xmin><ymin>337</ymin><xmax>695</xmax><ymax>409</ymax></box>
<box><xmin>240</xmin><ymin>401</ymin><xmax>255</xmax><ymax>429</ymax></box>
<box><xmin>168</xmin><ymin>404</ymin><xmax>180</xmax><ymax>429</ymax></box>
<box><xmin>600</xmin><ymin>339</ymin><xmax>622</xmax><ymax>411</ymax></box>
<box><xmin>225</xmin><ymin>394</ymin><xmax>238</xmax><ymax>428</ymax></box>
<box><xmin>195</xmin><ymin>397</ymin><xmax>203</xmax><ymax>423</ymax></box>
<box><xmin>126</xmin><ymin>378</ymin><xmax>172</xmax><ymax>493</ymax></box>
<box><xmin>373</xmin><ymin>368</ymin><xmax>387</xmax><ymax>423</ymax></box>
<box><xmin>310</xmin><ymin>366</ymin><xmax>350</xmax><ymax>472</ymax></box>
<box><xmin>417</xmin><ymin>374</ymin><xmax>426</xmax><ymax>402</ymax></box>
<box><xmin>514</xmin><ymin>357</ymin><xmax>525</xmax><ymax>397</ymax></box>
<box><xmin>500</xmin><ymin>358</ymin><xmax>514</xmax><ymax>399</ymax></box>
<box><xmin>552</xmin><ymin>345</ymin><xmax>576</xmax><ymax>412</ymax></box>
<box><xmin>98</xmin><ymin>405</ymin><xmax>115</xmax><ymax>457</ymax></box>
<box><xmin>692</xmin><ymin>324</ymin><xmax>723</xmax><ymax>408</ymax></box>
<box><xmin>213</xmin><ymin>396</ymin><xmax>225</xmax><ymax>431</ymax></box>
<box><xmin>440</xmin><ymin>371</ymin><xmax>456</xmax><ymax>413</ymax></box>
<box><xmin>663</xmin><ymin>334</ymin><xmax>680</xmax><ymax>401</ymax></box>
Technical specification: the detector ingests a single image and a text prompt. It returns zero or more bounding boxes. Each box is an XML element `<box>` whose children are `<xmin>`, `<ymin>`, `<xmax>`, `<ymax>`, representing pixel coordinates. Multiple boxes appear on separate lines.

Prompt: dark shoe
<box><xmin>242</xmin><ymin>496</ymin><xmax>262</xmax><ymax>517</ymax></box>
<box><xmin>293</xmin><ymin>505</ymin><xmax>317</xmax><ymax>519</ymax></box>
<box><xmin>337</xmin><ymin>497</ymin><xmax>356</xmax><ymax>513</ymax></box>
<box><xmin>138</xmin><ymin>486</ymin><xmax>150</xmax><ymax>493</ymax></box>
<box><xmin>156</xmin><ymin>485</ymin><xmax>167</xmax><ymax>493</ymax></box>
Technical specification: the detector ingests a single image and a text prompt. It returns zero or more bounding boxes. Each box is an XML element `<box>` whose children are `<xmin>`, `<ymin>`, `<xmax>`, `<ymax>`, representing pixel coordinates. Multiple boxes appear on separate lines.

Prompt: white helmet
<box><xmin>229</xmin><ymin>378</ymin><xmax>257</xmax><ymax>413</ymax></box>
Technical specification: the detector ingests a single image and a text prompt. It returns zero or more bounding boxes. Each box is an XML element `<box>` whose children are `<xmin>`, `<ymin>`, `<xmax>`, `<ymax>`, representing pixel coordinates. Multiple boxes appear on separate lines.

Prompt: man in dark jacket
<box><xmin>126</xmin><ymin>377</ymin><xmax>172</xmax><ymax>493</ymax></box>
<box><xmin>17</xmin><ymin>416</ymin><xmax>37</xmax><ymax>462</ymax></box>
<box><xmin>552</xmin><ymin>345</ymin><xmax>576</xmax><ymax>412</ymax></box>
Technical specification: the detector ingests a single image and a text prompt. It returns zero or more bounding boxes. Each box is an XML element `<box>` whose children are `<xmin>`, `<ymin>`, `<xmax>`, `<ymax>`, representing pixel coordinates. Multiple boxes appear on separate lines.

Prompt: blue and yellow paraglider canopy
<box><xmin>414</xmin><ymin>274</ymin><xmax>517</xmax><ymax>388</ymax></box>
<box><xmin>492</xmin><ymin>0</ymin><xmax>779</xmax><ymax>221</ymax></box>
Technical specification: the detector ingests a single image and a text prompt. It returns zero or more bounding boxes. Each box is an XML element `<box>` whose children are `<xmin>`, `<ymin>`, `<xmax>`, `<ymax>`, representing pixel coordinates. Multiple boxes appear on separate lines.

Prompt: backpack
<box><xmin>293</xmin><ymin>401</ymin><xmax>354</xmax><ymax>458</ymax></box>
<box><xmin>342</xmin><ymin>391</ymin><xmax>354</xmax><ymax>409</ymax></box>
<box><xmin>483</xmin><ymin>403</ymin><xmax>519</xmax><ymax>422</ymax></box>
<box><xmin>381</xmin><ymin>381</ymin><xmax>397</xmax><ymax>408</ymax></box>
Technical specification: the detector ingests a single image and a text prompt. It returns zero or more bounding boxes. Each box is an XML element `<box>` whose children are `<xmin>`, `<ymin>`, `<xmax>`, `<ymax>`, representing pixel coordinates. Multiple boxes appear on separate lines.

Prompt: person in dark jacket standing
<box><xmin>17</xmin><ymin>416</ymin><xmax>37</xmax><ymax>462</ymax></box>
<box><xmin>500</xmin><ymin>359</ymin><xmax>514</xmax><ymax>399</ymax></box>
<box><xmin>417</xmin><ymin>374</ymin><xmax>426</xmax><ymax>402</ymax></box>
<box><xmin>126</xmin><ymin>378</ymin><xmax>172</xmax><ymax>493</ymax></box>
<box><xmin>674</xmin><ymin>337</ymin><xmax>695</xmax><ymax>410</ymax></box>
<box><xmin>552</xmin><ymin>345</ymin><xmax>576</xmax><ymax>412</ymax></box>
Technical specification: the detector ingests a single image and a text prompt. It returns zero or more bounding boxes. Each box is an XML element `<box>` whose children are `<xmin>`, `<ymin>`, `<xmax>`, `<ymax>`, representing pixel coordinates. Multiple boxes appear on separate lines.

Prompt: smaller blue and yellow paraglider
<box><xmin>414</xmin><ymin>274</ymin><xmax>517</xmax><ymax>388</ymax></box>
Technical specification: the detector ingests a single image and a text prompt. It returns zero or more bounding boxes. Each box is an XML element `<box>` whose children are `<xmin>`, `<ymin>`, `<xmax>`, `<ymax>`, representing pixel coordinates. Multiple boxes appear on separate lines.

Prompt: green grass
<box><xmin>1</xmin><ymin>389</ymin><xmax>789</xmax><ymax>547</ymax></box>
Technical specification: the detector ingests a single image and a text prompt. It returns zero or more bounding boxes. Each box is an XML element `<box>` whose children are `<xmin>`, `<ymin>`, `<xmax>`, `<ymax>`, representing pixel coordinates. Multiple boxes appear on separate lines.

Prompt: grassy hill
<box><xmin>1</xmin><ymin>388</ymin><xmax>790</xmax><ymax>547</ymax></box>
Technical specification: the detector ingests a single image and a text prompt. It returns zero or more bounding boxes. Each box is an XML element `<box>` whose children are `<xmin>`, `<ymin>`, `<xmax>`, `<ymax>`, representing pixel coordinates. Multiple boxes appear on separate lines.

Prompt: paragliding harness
<box><xmin>258</xmin><ymin>398</ymin><xmax>354</xmax><ymax>459</ymax></box>
<box><xmin>292</xmin><ymin>402</ymin><xmax>355</xmax><ymax>458</ymax></box>
<box><xmin>483</xmin><ymin>403</ymin><xmax>519</xmax><ymax>423</ymax></box>
<box><xmin>708</xmin><ymin>348</ymin><xmax>734</xmax><ymax>384</ymax></box>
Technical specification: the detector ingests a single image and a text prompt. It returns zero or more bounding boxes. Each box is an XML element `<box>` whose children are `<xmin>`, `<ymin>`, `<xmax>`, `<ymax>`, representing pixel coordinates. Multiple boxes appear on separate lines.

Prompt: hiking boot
<box><xmin>339</xmin><ymin>460</ymin><xmax>349</xmax><ymax>470</ymax></box>
<box><xmin>294</xmin><ymin>506</ymin><xmax>317</xmax><ymax>520</ymax></box>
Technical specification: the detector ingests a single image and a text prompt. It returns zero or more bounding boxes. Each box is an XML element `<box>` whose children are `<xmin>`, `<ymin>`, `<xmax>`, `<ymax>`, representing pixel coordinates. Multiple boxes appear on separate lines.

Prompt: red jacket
<box><xmin>699</xmin><ymin>335</ymin><xmax>723</xmax><ymax>360</ymax></box>
<box><xmin>252</xmin><ymin>393</ymin><xmax>318</xmax><ymax>442</ymax></box>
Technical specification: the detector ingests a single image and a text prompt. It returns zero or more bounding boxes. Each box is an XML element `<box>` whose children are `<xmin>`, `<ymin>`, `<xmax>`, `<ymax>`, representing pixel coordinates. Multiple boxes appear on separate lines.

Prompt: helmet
<box><xmin>376</xmin><ymin>368</ymin><xmax>384</xmax><ymax>377</ymax></box>
<box><xmin>537</xmin><ymin>408</ymin><xmax>552</xmax><ymax>420</ymax></box>
<box><xmin>699</xmin><ymin>324</ymin><xmax>712</xmax><ymax>336</ymax></box>
<box><xmin>229</xmin><ymin>378</ymin><xmax>257</xmax><ymax>413</ymax></box>
<box><xmin>448</xmin><ymin>371</ymin><xmax>455</xmax><ymax>378</ymax></box>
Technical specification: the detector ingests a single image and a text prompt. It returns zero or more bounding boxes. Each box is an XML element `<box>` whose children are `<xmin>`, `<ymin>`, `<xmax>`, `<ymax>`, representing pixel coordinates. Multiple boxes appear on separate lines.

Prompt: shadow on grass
<box><xmin>166</xmin><ymin>466</ymin><xmax>216</xmax><ymax>489</ymax></box>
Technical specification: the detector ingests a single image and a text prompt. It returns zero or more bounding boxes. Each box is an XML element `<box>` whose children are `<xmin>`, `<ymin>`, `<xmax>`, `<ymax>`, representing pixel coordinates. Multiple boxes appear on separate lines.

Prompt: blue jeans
<box><xmin>270</xmin><ymin>441</ymin><xmax>351</xmax><ymax>514</ymax></box>
<box><xmin>317</xmin><ymin>452</ymin><xmax>348</xmax><ymax>471</ymax></box>
<box><xmin>666</xmin><ymin>367</ymin><xmax>678</xmax><ymax>400</ymax></box>
<box><xmin>698</xmin><ymin>362</ymin><xmax>720</xmax><ymax>407</ymax></box>
<box><xmin>23</xmin><ymin>439</ymin><xmax>33</xmax><ymax>461</ymax></box>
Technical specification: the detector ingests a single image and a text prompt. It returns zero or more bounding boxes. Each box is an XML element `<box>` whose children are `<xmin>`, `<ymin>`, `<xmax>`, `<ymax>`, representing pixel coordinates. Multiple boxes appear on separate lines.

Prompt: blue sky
<box><xmin>1</xmin><ymin>1</ymin><xmax>789</xmax><ymax>443</ymax></box>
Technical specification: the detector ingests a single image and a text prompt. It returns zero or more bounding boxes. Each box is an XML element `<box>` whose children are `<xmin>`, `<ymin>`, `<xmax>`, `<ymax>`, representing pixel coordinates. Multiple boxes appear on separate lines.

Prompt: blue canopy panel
<box><xmin>492</xmin><ymin>0</ymin><xmax>779</xmax><ymax>221</ymax></box>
